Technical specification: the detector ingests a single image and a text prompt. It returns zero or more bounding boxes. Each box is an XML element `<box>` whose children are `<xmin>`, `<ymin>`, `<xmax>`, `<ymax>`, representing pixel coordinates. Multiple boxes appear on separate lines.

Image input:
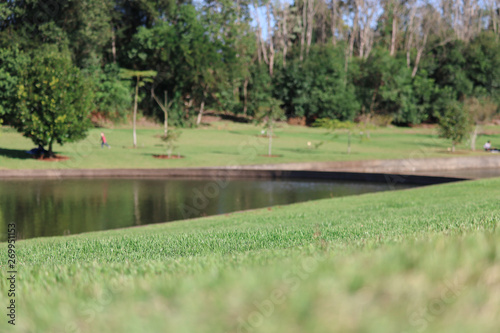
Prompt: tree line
<box><xmin>0</xmin><ymin>0</ymin><xmax>499</xmax><ymax>153</ymax></box>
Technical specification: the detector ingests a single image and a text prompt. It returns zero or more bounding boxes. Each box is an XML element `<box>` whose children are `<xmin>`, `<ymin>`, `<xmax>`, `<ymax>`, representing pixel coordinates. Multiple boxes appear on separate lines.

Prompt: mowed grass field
<box><xmin>1</xmin><ymin>121</ymin><xmax>499</xmax><ymax>169</ymax></box>
<box><xmin>0</xmin><ymin>178</ymin><xmax>499</xmax><ymax>332</ymax></box>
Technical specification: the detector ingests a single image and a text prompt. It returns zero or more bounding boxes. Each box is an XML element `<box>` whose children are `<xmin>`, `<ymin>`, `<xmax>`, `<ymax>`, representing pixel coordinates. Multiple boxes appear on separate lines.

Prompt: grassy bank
<box><xmin>1</xmin><ymin>122</ymin><xmax>498</xmax><ymax>170</ymax></box>
<box><xmin>1</xmin><ymin>178</ymin><xmax>499</xmax><ymax>332</ymax></box>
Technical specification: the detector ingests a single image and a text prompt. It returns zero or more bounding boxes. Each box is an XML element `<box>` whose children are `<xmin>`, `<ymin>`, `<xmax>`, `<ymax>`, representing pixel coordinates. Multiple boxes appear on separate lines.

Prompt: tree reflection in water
<box><xmin>0</xmin><ymin>178</ymin><xmax>414</xmax><ymax>240</ymax></box>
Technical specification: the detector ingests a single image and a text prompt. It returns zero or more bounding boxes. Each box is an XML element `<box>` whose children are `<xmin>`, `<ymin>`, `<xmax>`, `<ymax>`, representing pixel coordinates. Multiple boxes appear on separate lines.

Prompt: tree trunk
<box><xmin>412</xmin><ymin>27</ymin><xmax>428</xmax><ymax>77</ymax></box>
<box><xmin>347</xmin><ymin>131</ymin><xmax>351</xmax><ymax>154</ymax></box>
<box><xmin>406</xmin><ymin>48</ymin><xmax>411</xmax><ymax>68</ymax></box>
<box><xmin>390</xmin><ymin>11</ymin><xmax>397</xmax><ymax>56</ymax></box>
<box><xmin>300</xmin><ymin>0</ymin><xmax>307</xmax><ymax>62</ymax></box>
<box><xmin>321</xmin><ymin>10</ymin><xmax>326</xmax><ymax>44</ymax></box>
<box><xmin>344</xmin><ymin>44</ymin><xmax>349</xmax><ymax>77</ymax></box>
<box><xmin>268</xmin><ymin>124</ymin><xmax>273</xmax><ymax>156</ymax></box>
<box><xmin>196</xmin><ymin>100</ymin><xmax>205</xmax><ymax>126</ymax></box>
<box><xmin>196</xmin><ymin>89</ymin><xmax>206</xmax><ymax>126</ymax></box>
<box><xmin>406</xmin><ymin>5</ymin><xmax>416</xmax><ymax>68</ymax></box>
<box><xmin>48</xmin><ymin>140</ymin><xmax>54</xmax><ymax>158</ymax></box>
<box><xmin>133</xmin><ymin>76</ymin><xmax>139</xmax><ymax>148</ymax></box>
<box><xmin>305</xmin><ymin>0</ymin><xmax>314</xmax><ymax>57</ymax></box>
<box><xmin>349</xmin><ymin>1</ymin><xmax>359</xmax><ymax>59</ymax></box>
<box><xmin>254</xmin><ymin>1</ymin><xmax>268</xmax><ymax>64</ymax></box>
<box><xmin>282</xmin><ymin>3</ymin><xmax>288</xmax><ymax>68</ymax></box>
<box><xmin>167</xmin><ymin>143</ymin><xmax>173</xmax><ymax>158</ymax></box>
<box><xmin>256</xmin><ymin>30</ymin><xmax>262</xmax><ymax>64</ymax></box>
<box><xmin>369</xmin><ymin>84</ymin><xmax>379</xmax><ymax>115</ymax></box>
<box><xmin>359</xmin><ymin>0</ymin><xmax>377</xmax><ymax>59</ymax></box>
<box><xmin>152</xmin><ymin>89</ymin><xmax>170</xmax><ymax>137</ymax></box>
<box><xmin>470</xmin><ymin>125</ymin><xmax>478</xmax><ymax>151</ymax></box>
<box><xmin>358</xmin><ymin>1</ymin><xmax>365</xmax><ymax>58</ymax></box>
<box><xmin>412</xmin><ymin>45</ymin><xmax>424</xmax><ymax>77</ymax></box>
<box><xmin>489</xmin><ymin>0</ymin><xmax>499</xmax><ymax>37</ymax></box>
<box><xmin>243</xmin><ymin>78</ymin><xmax>249</xmax><ymax>116</ymax></box>
<box><xmin>185</xmin><ymin>97</ymin><xmax>193</xmax><ymax>118</ymax></box>
<box><xmin>331</xmin><ymin>0</ymin><xmax>337</xmax><ymax>45</ymax></box>
<box><xmin>266</xmin><ymin>2</ymin><xmax>275</xmax><ymax>76</ymax></box>
<box><xmin>164</xmin><ymin>91</ymin><xmax>168</xmax><ymax>137</ymax></box>
<box><xmin>111</xmin><ymin>29</ymin><xmax>117</xmax><ymax>64</ymax></box>
<box><xmin>452</xmin><ymin>142</ymin><xmax>456</xmax><ymax>152</ymax></box>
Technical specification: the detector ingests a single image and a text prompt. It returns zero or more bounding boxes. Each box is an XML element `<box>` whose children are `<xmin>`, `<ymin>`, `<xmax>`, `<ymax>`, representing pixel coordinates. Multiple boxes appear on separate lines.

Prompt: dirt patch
<box><xmin>288</xmin><ymin>117</ymin><xmax>306</xmax><ymax>126</ymax></box>
<box><xmin>201</xmin><ymin>115</ymin><xmax>222</xmax><ymax>123</ymax></box>
<box><xmin>153</xmin><ymin>155</ymin><xmax>185</xmax><ymax>159</ymax></box>
<box><xmin>35</xmin><ymin>155</ymin><xmax>70</xmax><ymax>162</ymax></box>
<box><xmin>480</xmin><ymin>130</ymin><xmax>500</xmax><ymax>135</ymax></box>
<box><xmin>90</xmin><ymin>111</ymin><xmax>115</xmax><ymax>128</ymax></box>
<box><xmin>260</xmin><ymin>154</ymin><xmax>282</xmax><ymax>158</ymax></box>
<box><xmin>408</xmin><ymin>123</ymin><xmax>438</xmax><ymax>129</ymax></box>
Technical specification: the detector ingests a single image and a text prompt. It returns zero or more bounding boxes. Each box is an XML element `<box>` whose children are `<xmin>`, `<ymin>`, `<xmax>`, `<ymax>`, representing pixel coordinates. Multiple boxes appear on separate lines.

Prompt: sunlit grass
<box><xmin>1</xmin><ymin>121</ymin><xmax>498</xmax><ymax>170</ymax></box>
<box><xmin>0</xmin><ymin>178</ymin><xmax>499</xmax><ymax>332</ymax></box>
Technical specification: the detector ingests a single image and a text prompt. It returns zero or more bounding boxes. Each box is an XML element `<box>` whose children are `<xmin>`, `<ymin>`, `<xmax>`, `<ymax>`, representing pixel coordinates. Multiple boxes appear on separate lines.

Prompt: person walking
<box><xmin>101</xmin><ymin>132</ymin><xmax>110</xmax><ymax>149</ymax></box>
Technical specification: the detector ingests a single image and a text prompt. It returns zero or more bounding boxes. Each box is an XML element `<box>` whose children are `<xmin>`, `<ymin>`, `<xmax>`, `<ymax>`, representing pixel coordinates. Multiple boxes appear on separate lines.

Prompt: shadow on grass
<box><xmin>227</xmin><ymin>130</ymin><xmax>248</xmax><ymax>135</ymax></box>
<box><xmin>210</xmin><ymin>151</ymin><xmax>242</xmax><ymax>156</ymax></box>
<box><xmin>279</xmin><ymin>147</ymin><xmax>361</xmax><ymax>155</ymax></box>
<box><xmin>0</xmin><ymin>148</ymin><xmax>33</xmax><ymax>160</ymax></box>
<box><xmin>280</xmin><ymin>148</ymin><xmax>324</xmax><ymax>154</ymax></box>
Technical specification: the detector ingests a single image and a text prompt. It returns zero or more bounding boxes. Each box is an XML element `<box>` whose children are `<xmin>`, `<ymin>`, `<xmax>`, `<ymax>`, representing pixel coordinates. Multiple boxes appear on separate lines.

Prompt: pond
<box><xmin>0</xmin><ymin>178</ymin><xmax>416</xmax><ymax>240</ymax></box>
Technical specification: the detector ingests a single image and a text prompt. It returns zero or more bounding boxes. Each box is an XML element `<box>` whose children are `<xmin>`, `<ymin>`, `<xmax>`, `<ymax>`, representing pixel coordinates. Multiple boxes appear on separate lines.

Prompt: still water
<box><xmin>0</xmin><ymin>178</ymin><xmax>415</xmax><ymax>240</ymax></box>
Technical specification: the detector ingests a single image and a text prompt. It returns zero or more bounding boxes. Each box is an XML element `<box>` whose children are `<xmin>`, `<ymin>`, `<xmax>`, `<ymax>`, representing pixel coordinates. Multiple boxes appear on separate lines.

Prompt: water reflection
<box><xmin>0</xmin><ymin>178</ymin><xmax>414</xmax><ymax>240</ymax></box>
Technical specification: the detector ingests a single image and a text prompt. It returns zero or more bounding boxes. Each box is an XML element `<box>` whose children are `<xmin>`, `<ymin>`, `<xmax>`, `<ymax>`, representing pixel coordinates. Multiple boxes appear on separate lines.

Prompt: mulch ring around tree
<box><xmin>259</xmin><ymin>154</ymin><xmax>282</xmax><ymax>158</ymax></box>
<box><xmin>152</xmin><ymin>155</ymin><xmax>185</xmax><ymax>159</ymax></box>
<box><xmin>34</xmin><ymin>155</ymin><xmax>70</xmax><ymax>162</ymax></box>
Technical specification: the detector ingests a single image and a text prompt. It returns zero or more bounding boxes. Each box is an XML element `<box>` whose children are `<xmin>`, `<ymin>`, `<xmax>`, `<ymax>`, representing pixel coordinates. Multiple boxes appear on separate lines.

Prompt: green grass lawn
<box><xmin>1</xmin><ymin>178</ymin><xmax>499</xmax><ymax>332</ymax></box>
<box><xmin>1</xmin><ymin>121</ymin><xmax>499</xmax><ymax>169</ymax></box>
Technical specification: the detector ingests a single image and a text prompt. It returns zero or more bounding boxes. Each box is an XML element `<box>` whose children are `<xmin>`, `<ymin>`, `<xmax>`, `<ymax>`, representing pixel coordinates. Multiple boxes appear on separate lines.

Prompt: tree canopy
<box><xmin>12</xmin><ymin>47</ymin><xmax>93</xmax><ymax>156</ymax></box>
<box><xmin>0</xmin><ymin>0</ymin><xmax>499</xmax><ymax>131</ymax></box>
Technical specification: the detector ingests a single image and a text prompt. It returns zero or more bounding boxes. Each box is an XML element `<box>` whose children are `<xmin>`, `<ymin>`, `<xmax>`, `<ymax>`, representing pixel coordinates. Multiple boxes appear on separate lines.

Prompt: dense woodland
<box><xmin>1</xmin><ymin>0</ymin><xmax>499</xmax><ymax>133</ymax></box>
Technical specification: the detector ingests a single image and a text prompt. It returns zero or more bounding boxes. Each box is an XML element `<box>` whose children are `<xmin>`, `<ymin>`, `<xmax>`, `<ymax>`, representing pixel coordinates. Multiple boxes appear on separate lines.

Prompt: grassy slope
<box><xmin>1</xmin><ymin>122</ymin><xmax>498</xmax><ymax>170</ymax></box>
<box><xmin>0</xmin><ymin>178</ymin><xmax>499</xmax><ymax>332</ymax></box>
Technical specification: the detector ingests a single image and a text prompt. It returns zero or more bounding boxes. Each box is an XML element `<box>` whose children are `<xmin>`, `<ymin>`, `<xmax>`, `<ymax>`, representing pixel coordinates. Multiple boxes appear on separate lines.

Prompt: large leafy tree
<box><xmin>463</xmin><ymin>31</ymin><xmax>500</xmax><ymax>103</ymax></box>
<box><xmin>275</xmin><ymin>44</ymin><xmax>360</xmax><ymax>121</ymax></box>
<box><xmin>13</xmin><ymin>47</ymin><xmax>93</xmax><ymax>157</ymax></box>
<box><xmin>129</xmin><ymin>2</ymin><xmax>255</xmax><ymax>124</ymax></box>
<box><xmin>84</xmin><ymin>64</ymin><xmax>132</xmax><ymax>120</ymax></box>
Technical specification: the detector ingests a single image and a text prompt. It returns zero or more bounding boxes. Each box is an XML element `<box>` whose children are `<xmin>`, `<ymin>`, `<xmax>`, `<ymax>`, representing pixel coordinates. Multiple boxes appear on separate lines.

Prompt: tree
<box><xmin>160</xmin><ymin>128</ymin><xmax>182</xmax><ymax>158</ymax></box>
<box><xmin>465</xmin><ymin>96</ymin><xmax>498</xmax><ymax>151</ymax></box>
<box><xmin>275</xmin><ymin>44</ymin><xmax>360</xmax><ymax>121</ymax></box>
<box><xmin>313</xmin><ymin>118</ymin><xmax>357</xmax><ymax>154</ymax></box>
<box><xmin>255</xmin><ymin>97</ymin><xmax>285</xmax><ymax>156</ymax></box>
<box><xmin>120</xmin><ymin>69</ymin><xmax>157</xmax><ymax>148</ymax></box>
<box><xmin>151</xmin><ymin>89</ymin><xmax>175</xmax><ymax>137</ymax></box>
<box><xmin>437</xmin><ymin>102</ymin><xmax>473</xmax><ymax>152</ymax></box>
<box><xmin>89</xmin><ymin>64</ymin><xmax>132</xmax><ymax>120</ymax></box>
<box><xmin>13</xmin><ymin>48</ymin><xmax>93</xmax><ymax>157</ymax></box>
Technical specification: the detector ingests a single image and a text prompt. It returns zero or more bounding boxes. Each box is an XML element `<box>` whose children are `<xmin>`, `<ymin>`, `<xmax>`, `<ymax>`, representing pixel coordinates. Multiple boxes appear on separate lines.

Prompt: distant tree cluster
<box><xmin>1</xmin><ymin>0</ymin><xmax>499</xmax><ymax>149</ymax></box>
